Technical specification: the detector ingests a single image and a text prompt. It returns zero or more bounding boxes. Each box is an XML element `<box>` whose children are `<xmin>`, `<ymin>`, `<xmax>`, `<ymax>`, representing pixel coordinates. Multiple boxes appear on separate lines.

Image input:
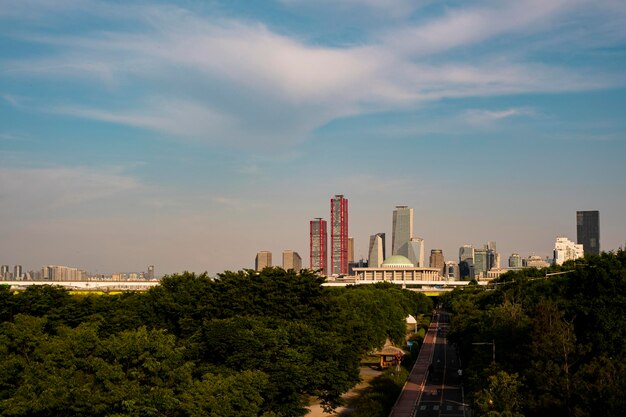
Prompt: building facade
<box><xmin>554</xmin><ymin>237</ymin><xmax>584</xmax><ymax>266</ymax></box>
<box><xmin>408</xmin><ymin>237</ymin><xmax>425</xmax><ymax>267</ymax></box>
<box><xmin>508</xmin><ymin>253</ymin><xmax>522</xmax><ymax>268</ymax></box>
<box><xmin>330</xmin><ymin>195</ymin><xmax>349</xmax><ymax>275</ymax></box>
<box><xmin>368</xmin><ymin>233</ymin><xmax>386</xmax><ymax>268</ymax></box>
<box><xmin>577</xmin><ymin>210</ymin><xmax>600</xmax><ymax>256</ymax></box>
<box><xmin>255</xmin><ymin>251</ymin><xmax>272</xmax><ymax>271</ymax></box>
<box><xmin>392</xmin><ymin>206</ymin><xmax>413</xmax><ymax>258</ymax></box>
<box><xmin>348</xmin><ymin>237</ymin><xmax>354</xmax><ymax>264</ymax></box>
<box><xmin>282</xmin><ymin>250</ymin><xmax>302</xmax><ymax>271</ymax></box>
<box><xmin>353</xmin><ymin>255</ymin><xmax>441</xmax><ymax>285</ymax></box>
<box><xmin>310</xmin><ymin>218</ymin><xmax>328</xmax><ymax>275</ymax></box>
<box><xmin>429</xmin><ymin>249</ymin><xmax>445</xmax><ymax>273</ymax></box>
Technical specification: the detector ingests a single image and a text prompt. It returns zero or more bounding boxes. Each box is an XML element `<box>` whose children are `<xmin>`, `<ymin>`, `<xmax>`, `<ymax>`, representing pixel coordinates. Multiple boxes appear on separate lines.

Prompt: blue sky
<box><xmin>1</xmin><ymin>0</ymin><xmax>625</xmax><ymax>275</ymax></box>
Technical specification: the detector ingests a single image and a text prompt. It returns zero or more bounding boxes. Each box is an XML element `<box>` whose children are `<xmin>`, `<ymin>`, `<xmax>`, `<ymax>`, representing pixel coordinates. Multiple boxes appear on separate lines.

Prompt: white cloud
<box><xmin>2</xmin><ymin>0</ymin><xmax>625</xmax><ymax>149</ymax></box>
<box><xmin>463</xmin><ymin>107</ymin><xmax>535</xmax><ymax>125</ymax></box>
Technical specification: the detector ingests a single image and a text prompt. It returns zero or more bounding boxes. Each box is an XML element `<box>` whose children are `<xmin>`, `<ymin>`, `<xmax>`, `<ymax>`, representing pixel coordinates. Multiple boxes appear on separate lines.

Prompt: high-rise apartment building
<box><xmin>14</xmin><ymin>265</ymin><xmax>22</xmax><ymax>280</ymax></box>
<box><xmin>147</xmin><ymin>265</ymin><xmax>155</xmax><ymax>280</ymax></box>
<box><xmin>429</xmin><ymin>249</ymin><xmax>445</xmax><ymax>273</ymax></box>
<box><xmin>577</xmin><ymin>210</ymin><xmax>600</xmax><ymax>256</ymax></box>
<box><xmin>0</xmin><ymin>265</ymin><xmax>9</xmax><ymax>279</ymax></box>
<box><xmin>310</xmin><ymin>218</ymin><xmax>328</xmax><ymax>275</ymax></box>
<box><xmin>41</xmin><ymin>265</ymin><xmax>87</xmax><ymax>280</ymax></box>
<box><xmin>368</xmin><ymin>233</ymin><xmax>386</xmax><ymax>268</ymax></box>
<box><xmin>330</xmin><ymin>195</ymin><xmax>348</xmax><ymax>275</ymax></box>
<box><xmin>255</xmin><ymin>251</ymin><xmax>272</xmax><ymax>271</ymax></box>
<box><xmin>282</xmin><ymin>250</ymin><xmax>302</xmax><ymax>271</ymax></box>
<box><xmin>392</xmin><ymin>206</ymin><xmax>413</xmax><ymax>258</ymax></box>
<box><xmin>554</xmin><ymin>237</ymin><xmax>584</xmax><ymax>266</ymax></box>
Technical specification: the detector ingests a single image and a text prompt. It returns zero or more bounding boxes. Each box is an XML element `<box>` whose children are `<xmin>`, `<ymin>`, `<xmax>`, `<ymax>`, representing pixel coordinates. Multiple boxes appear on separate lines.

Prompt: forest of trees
<box><xmin>0</xmin><ymin>268</ymin><xmax>432</xmax><ymax>417</ymax></box>
<box><xmin>443</xmin><ymin>249</ymin><xmax>626</xmax><ymax>417</ymax></box>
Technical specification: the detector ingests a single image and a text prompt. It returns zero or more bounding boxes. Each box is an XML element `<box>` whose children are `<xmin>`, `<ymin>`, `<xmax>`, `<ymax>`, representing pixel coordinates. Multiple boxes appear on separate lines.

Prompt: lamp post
<box><xmin>472</xmin><ymin>339</ymin><xmax>495</xmax><ymax>363</ymax></box>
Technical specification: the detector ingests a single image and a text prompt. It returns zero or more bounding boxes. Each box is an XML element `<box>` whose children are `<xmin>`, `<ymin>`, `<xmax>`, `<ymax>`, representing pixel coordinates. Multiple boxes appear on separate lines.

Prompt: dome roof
<box><xmin>381</xmin><ymin>255</ymin><xmax>414</xmax><ymax>267</ymax></box>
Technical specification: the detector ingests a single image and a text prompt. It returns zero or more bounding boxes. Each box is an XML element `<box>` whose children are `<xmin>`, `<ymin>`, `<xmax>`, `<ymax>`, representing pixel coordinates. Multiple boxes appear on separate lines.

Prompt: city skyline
<box><xmin>1</xmin><ymin>1</ymin><xmax>625</xmax><ymax>275</ymax></box>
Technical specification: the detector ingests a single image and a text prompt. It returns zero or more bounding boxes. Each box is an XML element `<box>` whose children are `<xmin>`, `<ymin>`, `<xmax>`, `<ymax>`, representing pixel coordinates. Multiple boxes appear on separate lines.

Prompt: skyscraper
<box><xmin>408</xmin><ymin>237</ymin><xmax>424</xmax><ymax>267</ymax></box>
<box><xmin>368</xmin><ymin>233</ymin><xmax>386</xmax><ymax>268</ymax></box>
<box><xmin>147</xmin><ymin>265</ymin><xmax>155</xmax><ymax>280</ymax></box>
<box><xmin>577</xmin><ymin>210</ymin><xmax>600</xmax><ymax>256</ymax></box>
<box><xmin>310</xmin><ymin>218</ymin><xmax>327</xmax><ymax>275</ymax></box>
<box><xmin>392</xmin><ymin>206</ymin><xmax>413</xmax><ymax>258</ymax></box>
<box><xmin>14</xmin><ymin>265</ymin><xmax>22</xmax><ymax>280</ymax></box>
<box><xmin>429</xmin><ymin>249</ymin><xmax>445</xmax><ymax>273</ymax></box>
<box><xmin>459</xmin><ymin>245</ymin><xmax>475</xmax><ymax>279</ymax></box>
<box><xmin>330</xmin><ymin>195</ymin><xmax>348</xmax><ymax>275</ymax></box>
<box><xmin>474</xmin><ymin>248</ymin><xmax>488</xmax><ymax>278</ymax></box>
<box><xmin>282</xmin><ymin>250</ymin><xmax>302</xmax><ymax>271</ymax></box>
<box><xmin>255</xmin><ymin>251</ymin><xmax>272</xmax><ymax>271</ymax></box>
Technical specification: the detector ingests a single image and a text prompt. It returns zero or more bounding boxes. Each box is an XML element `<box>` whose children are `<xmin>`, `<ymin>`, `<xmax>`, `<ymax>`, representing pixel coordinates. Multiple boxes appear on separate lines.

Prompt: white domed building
<box><xmin>353</xmin><ymin>254</ymin><xmax>442</xmax><ymax>287</ymax></box>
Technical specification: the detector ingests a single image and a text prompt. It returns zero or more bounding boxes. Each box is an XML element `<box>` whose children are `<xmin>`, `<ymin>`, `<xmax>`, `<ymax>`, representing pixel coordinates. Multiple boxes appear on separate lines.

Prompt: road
<box><xmin>413</xmin><ymin>311</ymin><xmax>466</xmax><ymax>417</ymax></box>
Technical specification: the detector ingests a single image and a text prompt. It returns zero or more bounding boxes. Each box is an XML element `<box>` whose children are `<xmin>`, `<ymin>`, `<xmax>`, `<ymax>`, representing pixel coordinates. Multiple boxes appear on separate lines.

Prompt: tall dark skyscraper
<box><xmin>310</xmin><ymin>218</ymin><xmax>327</xmax><ymax>275</ymax></box>
<box><xmin>577</xmin><ymin>210</ymin><xmax>600</xmax><ymax>256</ymax></box>
<box><xmin>330</xmin><ymin>195</ymin><xmax>348</xmax><ymax>275</ymax></box>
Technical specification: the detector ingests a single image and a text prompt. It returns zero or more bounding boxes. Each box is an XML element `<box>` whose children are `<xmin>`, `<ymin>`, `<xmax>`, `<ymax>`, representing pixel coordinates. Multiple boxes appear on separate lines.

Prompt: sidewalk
<box><xmin>388</xmin><ymin>314</ymin><xmax>439</xmax><ymax>417</ymax></box>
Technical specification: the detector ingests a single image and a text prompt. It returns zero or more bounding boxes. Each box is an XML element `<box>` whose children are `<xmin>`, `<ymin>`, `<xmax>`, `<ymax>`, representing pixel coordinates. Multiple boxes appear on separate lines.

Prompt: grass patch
<box><xmin>342</xmin><ymin>367</ymin><xmax>409</xmax><ymax>417</ymax></box>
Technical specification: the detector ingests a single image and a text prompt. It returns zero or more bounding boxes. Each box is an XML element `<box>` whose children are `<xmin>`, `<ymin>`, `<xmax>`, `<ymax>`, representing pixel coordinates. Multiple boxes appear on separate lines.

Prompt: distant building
<box><xmin>523</xmin><ymin>255</ymin><xmax>550</xmax><ymax>269</ymax></box>
<box><xmin>282</xmin><ymin>250</ymin><xmax>302</xmax><ymax>271</ymax></box>
<box><xmin>348</xmin><ymin>237</ymin><xmax>354</xmax><ymax>264</ymax></box>
<box><xmin>429</xmin><ymin>249</ymin><xmax>445</xmax><ymax>274</ymax></box>
<box><xmin>444</xmin><ymin>261</ymin><xmax>460</xmax><ymax>281</ymax></box>
<box><xmin>147</xmin><ymin>265</ymin><xmax>155</xmax><ymax>280</ymax></box>
<box><xmin>255</xmin><ymin>251</ymin><xmax>272</xmax><ymax>271</ymax></box>
<box><xmin>392</xmin><ymin>206</ymin><xmax>413</xmax><ymax>258</ymax></box>
<box><xmin>577</xmin><ymin>210</ymin><xmax>600</xmax><ymax>256</ymax></box>
<box><xmin>368</xmin><ymin>233</ymin><xmax>386</xmax><ymax>268</ymax></box>
<box><xmin>310</xmin><ymin>218</ymin><xmax>328</xmax><ymax>275</ymax></box>
<box><xmin>348</xmin><ymin>258</ymin><xmax>368</xmax><ymax>276</ymax></box>
<box><xmin>474</xmin><ymin>248</ymin><xmax>488</xmax><ymax>278</ymax></box>
<box><xmin>408</xmin><ymin>237</ymin><xmax>425</xmax><ymax>267</ymax></box>
<box><xmin>41</xmin><ymin>265</ymin><xmax>87</xmax><ymax>280</ymax></box>
<box><xmin>353</xmin><ymin>255</ymin><xmax>441</xmax><ymax>284</ymax></box>
<box><xmin>14</xmin><ymin>265</ymin><xmax>22</xmax><ymax>280</ymax></box>
<box><xmin>330</xmin><ymin>195</ymin><xmax>349</xmax><ymax>275</ymax></box>
<box><xmin>0</xmin><ymin>265</ymin><xmax>9</xmax><ymax>279</ymax></box>
<box><xmin>554</xmin><ymin>237</ymin><xmax>584</xmax><ymax>266</ymax></box>
<box><xmin>459</xmin><ymin>245</ymin><xmax>474</xmax><ymax>279</ymax></box>
<box><xmin>508</xmin><ymin>253</ymin><xmax>522</xmax><ymax>268</ymax></box>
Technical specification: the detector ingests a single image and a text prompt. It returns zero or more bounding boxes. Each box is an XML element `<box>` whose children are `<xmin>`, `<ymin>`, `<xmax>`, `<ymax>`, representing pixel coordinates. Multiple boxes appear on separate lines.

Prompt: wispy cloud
<box><xmin>1</xmin><ymin>0</ymin><xmax>625</xmax><ymax>149</ymax></box>
<box><xmin>463</xmin><ymin>107</ymin><xmax>535</xmax><ymax>125</ymax></box>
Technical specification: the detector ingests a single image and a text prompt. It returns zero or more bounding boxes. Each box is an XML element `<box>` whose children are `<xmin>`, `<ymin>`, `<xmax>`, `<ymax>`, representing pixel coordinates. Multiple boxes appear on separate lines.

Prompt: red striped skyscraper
<box><xmin>310</xmin><ymin>218</ymin><xmax>327</xmax><ymax>275</ymax></box>
<box><xmin>330</xmin><ymin>194</ymin><xmax>349</xmax><ymax>275</ymax></box>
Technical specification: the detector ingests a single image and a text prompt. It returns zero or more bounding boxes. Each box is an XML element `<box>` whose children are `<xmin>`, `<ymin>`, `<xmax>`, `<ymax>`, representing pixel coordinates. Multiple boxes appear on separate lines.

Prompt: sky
<box><xmin>1</xmin><ymin>0</ymin><xmax>625</xmax><ymax>276</ymax></box>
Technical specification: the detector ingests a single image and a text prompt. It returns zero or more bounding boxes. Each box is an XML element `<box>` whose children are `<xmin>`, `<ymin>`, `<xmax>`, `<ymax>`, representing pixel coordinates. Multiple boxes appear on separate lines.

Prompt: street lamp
<box><xmin>472</xmin><ymin>339</ymin><xmax>495</xmax><ymax>363</ymax></box>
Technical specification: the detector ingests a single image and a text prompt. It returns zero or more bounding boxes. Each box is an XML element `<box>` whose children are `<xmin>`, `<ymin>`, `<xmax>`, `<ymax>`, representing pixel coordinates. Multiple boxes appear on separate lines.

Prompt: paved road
<box><xmin>414</xmin><ymin>311</ymin><xmax>466</xmax><ymax>417</ymax></box>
